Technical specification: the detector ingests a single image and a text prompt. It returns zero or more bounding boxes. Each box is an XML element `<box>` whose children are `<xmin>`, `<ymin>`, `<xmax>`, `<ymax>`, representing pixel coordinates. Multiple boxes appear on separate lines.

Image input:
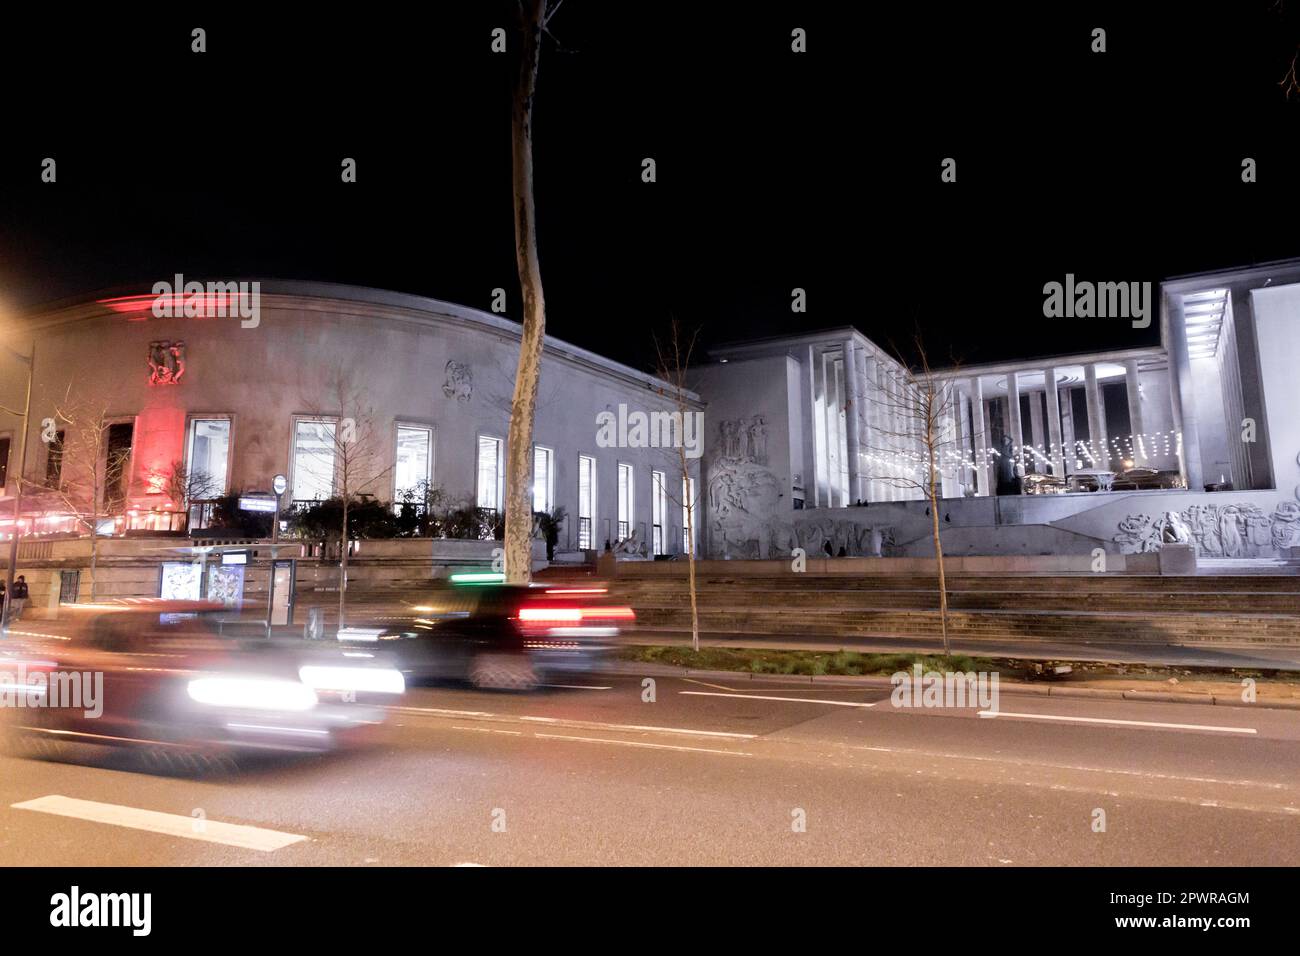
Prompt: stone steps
<box><xmin>607</xmin><ymin>572</ymin><xmax>1300</xmax><ymax>646</ymax></box>
<box><xmin>629</xmin><ymin>606</ymin><xmax>1300</xmax><ymax>645</ymax></box>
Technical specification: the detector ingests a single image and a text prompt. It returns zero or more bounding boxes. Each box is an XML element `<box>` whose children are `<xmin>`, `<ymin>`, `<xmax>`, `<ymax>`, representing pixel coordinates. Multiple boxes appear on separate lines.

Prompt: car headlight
<box><xmin>187</xmin><ymin>676</ymin><xmax>319</xmax><ymax>712</ymax></box>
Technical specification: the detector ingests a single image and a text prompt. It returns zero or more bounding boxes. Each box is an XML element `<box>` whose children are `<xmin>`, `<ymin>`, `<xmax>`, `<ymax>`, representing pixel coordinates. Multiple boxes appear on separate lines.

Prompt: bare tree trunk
<box><xmin>503</xmin><ymin>0</ymin><xmax>549</xmax><ymax>585</ymax></box>
<box><xmin>927</xmin><ymin>442</ymin><xmax>950</xmax><ymax>655</ymax></box>
<box><xmin>89</xmin><ymin>532</ymin><xmax>99</xmax><ymax>602</ymax></box>
<box><xmin>338</xmin><ymin>497</ymin><xmax>349</xmax><ymax>631</ymax></box>
<box><xmin>680</xmin><ymin>447</ymin><xmax>700</xmax><ymax>652</ymax></box>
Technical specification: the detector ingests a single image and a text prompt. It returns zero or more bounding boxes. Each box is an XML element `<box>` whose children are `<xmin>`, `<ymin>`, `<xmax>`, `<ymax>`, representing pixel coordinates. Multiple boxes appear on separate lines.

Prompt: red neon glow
<box><xmin>97</xmin><ymin>293</ymin><xmax>247</xmax><ymax>320</ymax></box>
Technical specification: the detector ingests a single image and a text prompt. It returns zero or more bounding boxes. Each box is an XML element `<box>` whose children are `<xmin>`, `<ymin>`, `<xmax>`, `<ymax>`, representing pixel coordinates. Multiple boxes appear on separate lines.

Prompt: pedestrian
<box><xmin>10</xmin><ymin>575</ymin><xmax>28</xmax><ymax>622</ymax></box>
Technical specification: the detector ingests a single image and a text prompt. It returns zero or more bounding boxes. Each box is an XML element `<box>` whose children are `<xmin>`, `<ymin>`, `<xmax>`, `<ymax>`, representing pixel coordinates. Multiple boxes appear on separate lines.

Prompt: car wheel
<box><xmin>470</xmin><ymin>652</ymin><xmax>538</xmax><ymax>691</ymax></box>
<box><xmin>1</xmin><ymin>727</ymin><xmax>69</xmax><ymax>762</ymax></box>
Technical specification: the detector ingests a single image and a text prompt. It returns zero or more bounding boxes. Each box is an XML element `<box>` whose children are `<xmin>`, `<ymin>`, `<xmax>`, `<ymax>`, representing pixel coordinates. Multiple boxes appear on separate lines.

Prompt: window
<box><xmin>186</xmin><ymin>419</ymin><xmax>231</xmax><ymax>496</ymax></box>
<box><xmin>292</xmin><ymin>419</ymin><xmax>337</xmax><ymax>503</ymax></box>
<box><xmin>682</xmin><ymin>475</ymin><xmax>697</xmax><ymax>555</ymax></box>
<box><xmin>44</xmin><ymin>429</ymin><xmax>65</xmax><ymax>487</ymax></box>
<box><xmin>105</xmin><ymin>422</ymin><xmax>134</xmax><ymax>513</ymax></box>
<box><xmin>577</xmin><ymin>455</ymin><xmax>596</xmax><ymax>549</ymax></box>
<box><xmin>394</xmin><ymin>424</ymin><xmax>433</xmax><ymax>504</ymax></box>
<box><xmin>476</xmin><ymin>436</ymin><xmax>503</xmax><ymax>514</ymax></box>
<box><xmin>533</xmin><ymin>445</ymin><xmax>554</xmax><ymax>515</ymax></box>
<box><xmin>0</xmin><ymin>436</ymin><xmax>9</xmax><ymax>489</ymax></box>
<box><xmin>617</xmin><ymin>463</ymin><xmax>634</xmax><ymax>541</ymax></box>
<box><xmin>651</xmin><ymin>470</ymin><xmax>667</xmax><ymax>555</ymax></box>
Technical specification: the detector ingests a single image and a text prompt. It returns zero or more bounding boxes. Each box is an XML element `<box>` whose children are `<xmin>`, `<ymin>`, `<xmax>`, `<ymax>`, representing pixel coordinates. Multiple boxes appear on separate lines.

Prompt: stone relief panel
<box><xmin>442</xmin><ymin>361</ymin><xmax>473</xmax><ymax>402</ymax></box>
<box><xmin>1113</xmin><ymin>501</ymin><xmax>1300</xmax><ymax>557</ymax></box>
<box><xmin>718</xmin><ymin>416</ymin><xmax>768</xmax><ymax>466</ymax></box>
<box><xmin>707</xmin><ymin>416</ymin><xmax>896</xmax><ymax>559</ymax></box>
<box><xmin>147</xmin><ymin>340</ymin><xmax>186</xmax><ymax>385</ymax></box>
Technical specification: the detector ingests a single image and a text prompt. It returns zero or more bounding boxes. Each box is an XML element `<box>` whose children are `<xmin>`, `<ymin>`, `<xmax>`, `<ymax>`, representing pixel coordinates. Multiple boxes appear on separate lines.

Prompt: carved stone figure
<box><xmin>1115</xmin><ymin>501</ymin><xmax>1300</xmax><ymax>558</ymax></box>
<box><xmin>442</xmin><ymin>361</ymin><xmax>473</xmax><ymax>402</ymax></box>
<box><xmin>720</xmin><ymin>420</ymin><xmax>740</xmax><ymax>459</ymax></box>
<box><xmin>748</xmin><ymin>416</ymin><xmax>768</xmax><ymax>465</ymax></box>
<box><xmin>1218</xmin><ymin>506</ymin><xmax>1244</xmax><ymax>558</ymax></box>
<box><xmin>1115</xmin><ymin>514</ymin><xmax>1158</xmax><ymax>553</ymax></box>
<box><xmin>1271</xmin><ymin>501</ymin><xmax>1300</xmax><ymax>550</ymax></box>
<box><xmin>147</xmin><ymin>340</ymin><xmax>186</xmax><ymax>385</ymax></box>
<box><xmin>1160</xmin><ymin>511</ymin><xmax>1191</xmax><ymax>545</ymax></box>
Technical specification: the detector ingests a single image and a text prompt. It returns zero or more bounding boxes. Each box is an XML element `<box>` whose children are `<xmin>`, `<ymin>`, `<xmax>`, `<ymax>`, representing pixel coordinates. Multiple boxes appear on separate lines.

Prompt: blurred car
<box><xmin>338</xmin><ymin>579</ymin><xmax>634</xmax><ymax>690</ymax></box>
<box><xmin>0</xmin><ymin>601</ymin><xmax>404</xmax><ymax>770</ymax></box>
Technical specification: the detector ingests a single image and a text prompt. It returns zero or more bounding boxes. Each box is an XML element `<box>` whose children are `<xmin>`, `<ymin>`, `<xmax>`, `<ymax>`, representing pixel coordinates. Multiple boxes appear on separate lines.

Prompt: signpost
<box><xmin>241</xmin><ymin>476</ymin><xmax>288</xmax><ymax>636</ymax></box>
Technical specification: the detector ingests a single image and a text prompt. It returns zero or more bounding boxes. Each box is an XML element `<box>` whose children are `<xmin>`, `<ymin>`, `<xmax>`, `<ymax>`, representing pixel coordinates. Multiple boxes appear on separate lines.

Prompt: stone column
<box><xmin>969</xmin><ymin>375</ymin><xmax>989</xmax><ymax>496</ymax></box>
<box><xmin>958</xmin><ymin>382</ymin><xmax>973</xmax><ymax>493</ymax></box>
<box><xmin>862</xmin><ymin>352</ymin><xmax>879</xmax><ymax>501</ymax></box>
<box><xmin>1167</xmin><ymin>294</ymin><xmax>1204</xmax><ymax>490</ymax></box>
<box><xmin>1083</xmin><ymin>363</ymin><xmax>1109</xmax><ymax>469</ymax></box>
<box><xmin>1044</xmin><ymin>366</ymin><xmax>1065</xmax><ymax>476</ymax></box>
<box><xmin>842</xmin><ymin>339</ymin><xmax>863</xmax><ymax>504</ymax></box>
<box><xmin>1028</xmin><ymin>386</ymin><xmax>1045</xmax><ymax>473</ymax></box>
<box><xmin>1006</xmin><ymin>371</ymin><xmax>1023</xmax><ymax>476</ymax></box>
<box><xmin>1061</xmin><ymin>385</ymin><xmax>1077</xmax><ymax>472</ymax></box>
<box><xmin>1124</xmin><ymin>358</ymin><xmax>1144</xmax><ymax>462</ymax></box>
<box><xmin>807</xmin><ymin>345</ymin><xmax>820</xmax><ymax>508</ymax></box>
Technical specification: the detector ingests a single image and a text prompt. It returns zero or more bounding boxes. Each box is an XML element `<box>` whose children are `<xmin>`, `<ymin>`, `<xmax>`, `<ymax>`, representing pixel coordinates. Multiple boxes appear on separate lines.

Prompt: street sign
<box><xmin>221</xmin><ymin>550</ymin><xmax>248</xmax><ymax>565</ymax></box>
<box><xmin>272</xmin><ymin>474</ymin><xmax>287</xmax><ymax>496</ymax></box>
<box><xmin>238</xmin><ymin>495</ymin><xmax>278</xmax><ymax>513</ymax></box>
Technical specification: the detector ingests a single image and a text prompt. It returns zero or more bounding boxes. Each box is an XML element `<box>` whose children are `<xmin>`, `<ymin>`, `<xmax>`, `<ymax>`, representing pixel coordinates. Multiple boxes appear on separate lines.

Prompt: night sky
<box><xmin>2</xmin><ymin>2</ymin><xmax>1299</xmax><ymax>371</ymax></box>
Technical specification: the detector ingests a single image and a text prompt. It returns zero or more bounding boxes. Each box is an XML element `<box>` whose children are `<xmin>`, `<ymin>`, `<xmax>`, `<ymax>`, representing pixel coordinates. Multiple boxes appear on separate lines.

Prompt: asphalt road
<box><xmin>2</xmin><ymin>670</ymin><xmax>1298</xmax><ymax>866</ymax></box>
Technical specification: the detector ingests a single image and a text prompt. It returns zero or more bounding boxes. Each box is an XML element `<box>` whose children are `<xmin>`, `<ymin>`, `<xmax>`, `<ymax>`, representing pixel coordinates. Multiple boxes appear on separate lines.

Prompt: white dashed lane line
<box><xmin>977</xmin><ymin>710</ymin><xmax>1258</xmax><ymax>734</ymax></box>
<box><xmin>679</xmin><ymin>690</ymin><xmax>876</xmax><ymax>708</ymax></box>
<box><xmin>11</xmin><ymin>795</ymin><xmax>309</xmax><ymax>851</ymax></box>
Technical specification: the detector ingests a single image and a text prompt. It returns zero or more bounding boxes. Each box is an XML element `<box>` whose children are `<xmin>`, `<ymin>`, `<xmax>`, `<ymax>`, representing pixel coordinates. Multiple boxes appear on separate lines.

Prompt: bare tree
<box><xmin>301</xmin><ymin>372</ymin><xmax>394</xmax><ymax>630</ymax></box>
<box><xmin>653</xmin><ymin>321</ymin><xmax>703</xmax><ymax>651</ymax></box>
<box><xmin>862</xmin><ymin>341</ymin><xmax>975</xmax><ymax>655</ymax></box>
<box><xmin>160</xmin><ymin>460</ymin><xmax>221</xmax><ymax>529</ymax></box>
<box><xmin>35</xmin><ymin>385</ymin><xmax>131</xmax><ymax>601</ymax></box>
<box><xmin>502</xmin><ymin>0</ymin><xmax>554</xmax><ymax>585</ymax></box>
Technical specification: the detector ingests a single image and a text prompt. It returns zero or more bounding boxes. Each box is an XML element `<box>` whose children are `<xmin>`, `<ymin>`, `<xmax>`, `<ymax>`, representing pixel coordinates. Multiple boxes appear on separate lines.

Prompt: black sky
<box><xmin>2</xmin><ymin>2</ymin><xmax>1299</xmax><ymax>372</ymax></box>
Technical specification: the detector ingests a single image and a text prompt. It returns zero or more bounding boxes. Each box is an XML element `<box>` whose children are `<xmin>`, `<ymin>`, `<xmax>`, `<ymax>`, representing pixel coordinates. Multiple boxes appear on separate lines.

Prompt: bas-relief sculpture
<box><xmin>707</xmin><ymin>416</ymin><xmax>895</xmax><ymax>559</ymax></box>
<box><xmin>442</xmin><ymin>361</ymin><xmax>473</xmax><ymax>402</ymax></box>
<box><xmin>147</xmin><ymin>340</ymin><xmax>186</xmax><ymax>385</ymax></box>
<box><xmin>1114</xmin><ymin>501</ymin><xmax>1300</xmax><ymax>557</ymax></box>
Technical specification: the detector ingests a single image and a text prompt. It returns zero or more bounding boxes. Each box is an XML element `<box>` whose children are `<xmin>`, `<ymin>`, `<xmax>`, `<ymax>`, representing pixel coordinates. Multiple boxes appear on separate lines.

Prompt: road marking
<box><xmin>681</xmin><ymin>678</ymin><xmax>736</xmax><ymax>691</ymax></box>
<box><xmin>540</xmin><ymin>683</ymin><xmax>612</xmax><ymax>690</ymax></box>
<box><xmin>390</xmin><ymin>706</ymin><xmax>498</xmax><ymax>718</ymax></box>
<box><xmin>452</xmin><ymin>725</ymin><xmax>524</xmax><ymax>735</ymax></box>
<box><xmin>518</xmin><ymin>716</ymin><xmax>757</xmax><ymax>739</ymax></box>
<box><xmin>535</xmin><ymin>733</ymin><xmax>752</xmax><ymax>757</ymax></box>
<box><xmin>680</xmin><ymin>691</ymin><xmax>876</xmax><ymax>708</ymax></box>
<box><xmin>846</xmin><ymin>744</ymin><xmax>1288</xmax><ymax>788</ymax></box>
<box><xmin>977</xmin><ymin>710</ymin><xmax>1257</xmax><ymax>735</ymax></box>
<box><xmin>11</xmin><ymin>795</ymin><xmax>308</xmax><ymax>852</ymax></box>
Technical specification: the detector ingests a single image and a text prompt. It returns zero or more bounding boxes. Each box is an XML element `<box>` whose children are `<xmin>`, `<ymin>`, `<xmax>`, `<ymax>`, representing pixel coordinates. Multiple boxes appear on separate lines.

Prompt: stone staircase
<box><xmin>605</xmin><ymin>572</ymin><xmax>1300</xmax><ymax>647</ymax></box>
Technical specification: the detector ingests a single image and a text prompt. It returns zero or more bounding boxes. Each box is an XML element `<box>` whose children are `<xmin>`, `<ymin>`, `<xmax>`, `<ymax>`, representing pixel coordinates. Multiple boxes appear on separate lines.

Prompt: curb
<box><xmin>599</xmin><ymin>663</ymin><xmax>1300</xmax><ymax>711</ymax></box>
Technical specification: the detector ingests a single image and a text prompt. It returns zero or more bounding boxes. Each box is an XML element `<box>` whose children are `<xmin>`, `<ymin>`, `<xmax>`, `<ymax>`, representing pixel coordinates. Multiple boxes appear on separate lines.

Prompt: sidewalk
<box><xmin>599</xmin><ymin>661</ymin><xmax>1300</xmax><ymax>711</ymax></box>
<box><xmin>622</xmin><ymin>628</ymin><xmax>1300</xmax><ymax>671</ymax></box>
